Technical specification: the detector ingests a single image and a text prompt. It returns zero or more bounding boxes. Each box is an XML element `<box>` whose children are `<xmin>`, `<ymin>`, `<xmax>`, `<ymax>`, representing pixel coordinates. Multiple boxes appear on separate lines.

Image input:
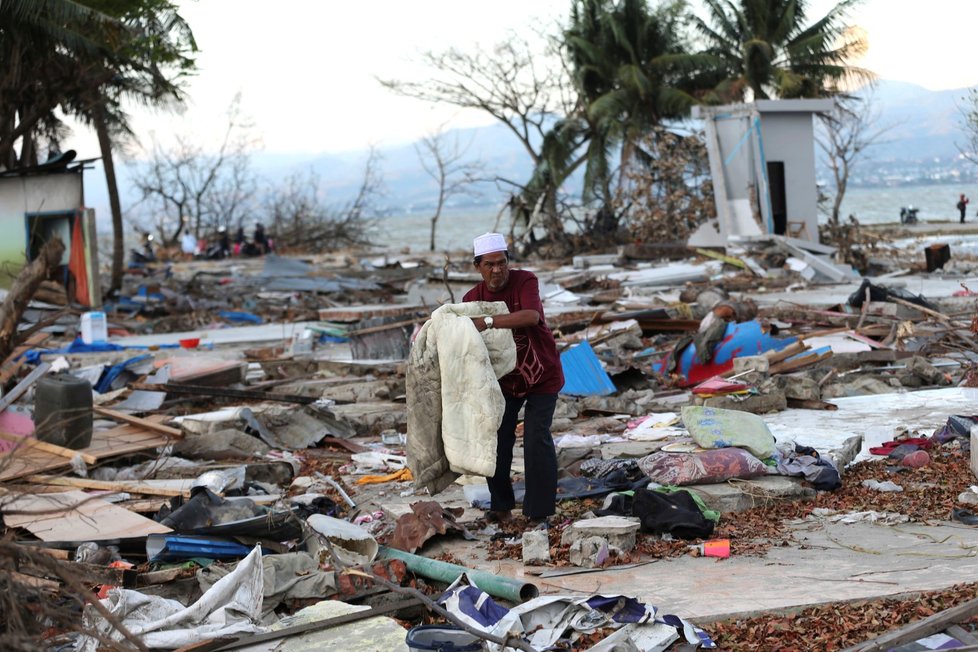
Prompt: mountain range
<box><xmin>84</xmin><ymin>79</ymin><xmax>976</xmax><ymax>229</ymax></box>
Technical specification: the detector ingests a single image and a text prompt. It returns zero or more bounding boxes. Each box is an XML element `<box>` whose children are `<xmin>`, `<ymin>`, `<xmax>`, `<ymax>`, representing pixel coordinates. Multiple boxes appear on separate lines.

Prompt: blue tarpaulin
<box><xmin>560</xmin><ymin>340</ymin><xmax>616</xmax><ymax>397</ymax></box>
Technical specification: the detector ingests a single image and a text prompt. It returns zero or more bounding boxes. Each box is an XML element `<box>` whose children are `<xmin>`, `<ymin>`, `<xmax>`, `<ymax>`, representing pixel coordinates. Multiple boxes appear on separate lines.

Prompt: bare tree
<box><xmin>959</xmin><ymin>87</ymin><xmax>978</xmax><ymax>166</ymax></box>
<box><xmin>611</xmin><ymin>127</ymin><xmax>714</xmax><ymax>245</ymax></box>
<box><xmin>128</xmin><ymin>94</ymin><xmax>259</xmax><ymax>244</ymax></box>
<box><xmin>817</xmin><ymin>92</ymin><xmax>890</xmax><ymax>227</ymax></box>
<box><xmin>378</xmin><ymin>28</ymin><xmax>572</xmax><ymax>169</ymax></box>
<box><xmin>416</xmin><ymin>126</ymin><xmax>484</xmax><ymax>251</ymax></box>
<box><xmin>265</xmin><ymin>147</ymin><xmax>384</xmax><ymax>251</ymax></box>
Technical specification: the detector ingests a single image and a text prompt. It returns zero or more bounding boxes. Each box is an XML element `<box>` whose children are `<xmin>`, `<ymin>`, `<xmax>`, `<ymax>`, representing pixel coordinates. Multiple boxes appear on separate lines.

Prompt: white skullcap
<box><xmin>473</xmin><ymin>232</ymin><xmax>508</xmax><ymax>256</ymax></box>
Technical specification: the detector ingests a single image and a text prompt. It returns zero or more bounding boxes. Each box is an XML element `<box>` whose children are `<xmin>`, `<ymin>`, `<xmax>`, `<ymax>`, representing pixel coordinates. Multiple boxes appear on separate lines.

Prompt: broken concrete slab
<box><xmin>560</xmin><ymin>516</ymin><xmax>640</xmax><ymax>552</ymax></box>
<box><xmin>779</xmin><ymin>375</ymin><xmax>820</xmax><ymax>401</ymax></box>
<box><xmin>330</xmin><ymin>402</ymin><xmax>407</xmax><ymax>437</ymax></box>
<box><xmin>173</xmin><ymin>428</ymin><xmax>270</xmax><ymax>460</ymax></box>
<box><xmin>569</xmin><ymin>536</ymin><xmax>613</xmax><ymax>568</ymax></box>
<box><xmin>687</xmin><ymin>476</ymin><xmax>815</xmax><ymax>513</ymax></box>
<box><xmin>766</xmin><ymin>388</ymin><xmax>978</xmax><ymax>460</ymax></box>
<box><xmin>697</xmin><ymin>390</ymin><xmax>787</xmax><ymax>414</ymax></box>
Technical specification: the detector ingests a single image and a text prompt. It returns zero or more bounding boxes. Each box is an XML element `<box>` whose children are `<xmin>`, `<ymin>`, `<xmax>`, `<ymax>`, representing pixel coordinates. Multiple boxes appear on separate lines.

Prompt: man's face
<box><xmin>476</xmin><ymin>252</ymin><xmax>510</xmax><ymax>292</ymax></box>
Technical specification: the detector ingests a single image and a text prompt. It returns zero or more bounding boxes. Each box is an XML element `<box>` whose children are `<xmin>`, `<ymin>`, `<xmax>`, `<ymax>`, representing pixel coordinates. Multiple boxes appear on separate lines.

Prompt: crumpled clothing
<box><xmin>355</xmin><ymin>468</ymin><xmax>414</xmax><ymax>485</ymax></box>
<box><xmin>775</xmin><ymin>443</ymin><xmax>841</xmax><ymax>491</ymax></box>
<box><xmin>438</xmin><ymin>574</ymin><xmax>715</xmax><ymax>651</ymax></box>
<box><xmin>868</xmin><ymin>437</ymin><xmax>934</xmax><ymax>456</ymax></box>
<box><xmin>580</xmin><ymin>458</ymin><xmax>640</xmax><ymax>479</ymax></box>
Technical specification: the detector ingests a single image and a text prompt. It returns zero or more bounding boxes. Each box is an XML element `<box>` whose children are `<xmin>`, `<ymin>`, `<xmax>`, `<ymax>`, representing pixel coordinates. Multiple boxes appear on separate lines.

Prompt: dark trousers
<box><xmin>487</xmin><ymin>392</ymin><xmax>558</xmax><ymax>519</ymax></box>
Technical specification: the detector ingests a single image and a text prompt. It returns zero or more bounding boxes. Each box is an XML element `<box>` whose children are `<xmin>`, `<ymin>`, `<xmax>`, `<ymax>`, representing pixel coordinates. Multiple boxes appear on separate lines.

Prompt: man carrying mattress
<box><xmin>463</xmin><ymin>232</ymin><xmax>564</xmax><ymax>527</ymax></box>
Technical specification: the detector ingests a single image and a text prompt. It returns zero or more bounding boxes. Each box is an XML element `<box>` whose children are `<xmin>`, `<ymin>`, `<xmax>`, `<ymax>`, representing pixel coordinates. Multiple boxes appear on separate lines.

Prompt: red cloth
<box><xmin>69</xmin><ymin>213</ymin><xmax>90</xmax><ymax>306</ymax></box>
<box><xmin>868</xmin><ymin>437</ymin><xmax>934</xmax><ymax>456</ymax></box>
<box><xmin>463</xmin><ymin>269</ymin><xmax>563</xmax><ymax>396</ymax></box>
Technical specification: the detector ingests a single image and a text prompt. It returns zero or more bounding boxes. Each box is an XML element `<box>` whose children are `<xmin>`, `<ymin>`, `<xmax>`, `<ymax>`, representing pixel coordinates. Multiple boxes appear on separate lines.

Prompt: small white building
<box><xmin>690</xmin><ymin>99</ymin><xmax>833</xmax><ymax>246</ymax></box>
<box><xmin>0</xmin><ymin>156</ymin><xmax>101</xmax><ymax>306</ymax></box>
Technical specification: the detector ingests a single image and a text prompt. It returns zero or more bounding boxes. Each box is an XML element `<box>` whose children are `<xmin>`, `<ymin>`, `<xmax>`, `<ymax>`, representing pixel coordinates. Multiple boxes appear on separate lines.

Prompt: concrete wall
<box><xmin>714</xmin><ymin>113</ymin><xmax>755</xmax><ymax>202</ymax></box>
<box><xmin>759</xmin><ymin>111</ymin><xmax>819</xmax><ymax>239</ymax></box>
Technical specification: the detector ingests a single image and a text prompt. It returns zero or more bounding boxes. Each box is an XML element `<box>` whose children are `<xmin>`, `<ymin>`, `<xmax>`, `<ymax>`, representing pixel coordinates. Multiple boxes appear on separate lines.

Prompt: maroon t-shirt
<box><xmin>463</xmin><ymin>269</ymin><xmax>564</xmax><ymax>397</ymax></box>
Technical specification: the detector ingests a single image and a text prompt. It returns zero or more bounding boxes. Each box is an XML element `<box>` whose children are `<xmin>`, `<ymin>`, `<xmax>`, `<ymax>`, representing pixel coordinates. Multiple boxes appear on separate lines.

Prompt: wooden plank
<box><xmin>0</xmin><ymin>490</ymin><xmax>172</xmax><ymax>541</ymax></box>
<box><xmin>318</xmin><ymin>303</ymin><xmax>425</xmax><ymax>322</ymax></box>
<box><xmin>23</xmin><ymin>474</ymin><xmax>192</xmax><ymax>498</ymax></box>
<box><xmin>947</xmin><ymin>625</ymin><xmax>978</xmax><ymax>646</ymax></box>
<box><xmin>0</xmin><ymin>430</ymin><xmax>97</xmax><ymax>464</ymax></box>
<box><xmin>93</xmin><ymin>406</ymin><xmax>182</xmax><ymax>437</ymax></box>
<box><xmin>841</xmin><ymin>595</ymin><xmax>978</xmax><ymax>652</ymax></box>
<box><xmin>134</xmin><ymin>382</ymin><xmax>316</xmax><ymax>405</ymax></box>
<box><xmin>0</xmin><ymin>416</ymin><xmax>174</xmax><ymax>482</ymax></box>
<box><xmin>764</xmin><ymin>341</ymin><xmax>808</xmax><ymax>365</ymax></box>
<box><xmin>770</xmin><ymin>350</ymin><xmax>833</xmax><ymax>375</ymax></box>
<box><xmin>117</xmin><ymin>498</ymin><xmax>169</xmax><ymax>513</ymax></box>
<box><xmin>9</xmin><ymin>571</ymin><xmax>59</xmax><ymax>592</ymax></box>
<box><xmin>0</xmin><ymin>362</ymin><xmax>51</xmax><ymax>413</ymax></box>
<box><xmin>0</xmin><ymin>332</ymin><xmax>50</xmax><ymax>385</ymax></box>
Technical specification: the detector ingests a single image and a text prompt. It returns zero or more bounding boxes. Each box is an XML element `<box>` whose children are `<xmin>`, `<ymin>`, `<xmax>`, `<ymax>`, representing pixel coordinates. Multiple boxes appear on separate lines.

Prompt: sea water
<box><xmin>369</xmin><ymin>182</ymin><xmax>978</xmax><ymax>253</ymax></box>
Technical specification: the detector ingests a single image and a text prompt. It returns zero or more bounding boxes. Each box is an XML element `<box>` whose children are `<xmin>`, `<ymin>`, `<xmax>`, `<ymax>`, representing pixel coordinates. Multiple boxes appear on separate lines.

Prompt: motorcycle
<box><xmin>129</xmin><ymin>233</ymin><xmax>157</xmax><ymax>266</ymax></box>
<box><xmin>900</xmin><ymin>206</ymin><xmax>919</xmax><ymax>225</ymax></box>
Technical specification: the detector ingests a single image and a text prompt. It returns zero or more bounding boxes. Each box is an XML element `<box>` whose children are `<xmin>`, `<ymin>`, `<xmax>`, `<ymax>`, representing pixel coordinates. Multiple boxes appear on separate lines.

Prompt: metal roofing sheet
<box><xmin>559</xmin><ymin>340</ymin><xmax>616</xmax><ymax>397</ymax></box>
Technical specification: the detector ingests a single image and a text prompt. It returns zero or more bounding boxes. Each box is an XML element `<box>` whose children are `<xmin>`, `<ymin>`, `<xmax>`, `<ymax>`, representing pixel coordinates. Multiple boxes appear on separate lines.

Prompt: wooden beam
<box><xmin>0</xmin><ymin>362</ymin><xmax>51</xmax><ymax>413</ymax></box>
<box><xmin>134</xmin><ymin>382</ymin><xmax>316</xmax><ymax>405</ymax></box>
<box><xmin>841</xmin><ymin>595</ymin><xmax>978</xmax><ymax>652</ymax></box>
<box><xmin>23</xmin><ymin>474</ymin><xmax>191</xmax><ymax>497</ymax></box>
<box><xmin>93</xmin><ymin>406</ymin><xmax>182</xmax><ymax>438</ymax></box>
<box><xmin>765</xmin><ymin>341</ymin><xmax>808</xmax><ymax>365</ymax></box>
<box><xmin>0</xmin><ymin>431</ymin><xmax>97</xmax><ymax>465</ymax></box>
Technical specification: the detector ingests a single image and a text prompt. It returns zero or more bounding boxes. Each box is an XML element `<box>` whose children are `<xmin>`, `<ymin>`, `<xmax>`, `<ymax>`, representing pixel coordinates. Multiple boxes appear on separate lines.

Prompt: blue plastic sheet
<box><xmin>218</xmin><ymin>310</ymin><xmax>263</xmax><ymax>325</ymax></box>
<box><xmin>95</xmin><ymin>354</ymin><xmax>152</xmax><ymax>393</ymax></box>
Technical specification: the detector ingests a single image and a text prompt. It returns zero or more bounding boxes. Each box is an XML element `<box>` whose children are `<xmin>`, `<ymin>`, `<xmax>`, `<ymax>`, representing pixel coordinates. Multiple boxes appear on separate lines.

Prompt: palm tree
<box><xmin>1</xmin><ymin>0</ymin><xmax>196</xmax><ymax>293</ymax></box>
<box><xmin>77</xmin><ymin>0</ymin><xmax>197</xmax><ymax>293</ymax></box>
<box><xmin>563</xmin><ymin>0</ymin><xmax>705</xmax><ymax>217</ymax></box>
<box><xmin>693</xmin><ymin>0</ymin><xmax>870</xmax><ymax>102</ymax></box>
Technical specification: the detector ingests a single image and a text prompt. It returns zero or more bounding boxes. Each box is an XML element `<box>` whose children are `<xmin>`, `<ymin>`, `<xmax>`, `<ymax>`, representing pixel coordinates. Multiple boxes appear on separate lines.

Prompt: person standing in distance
<box><xmin>958</xmin><ymin>193</ymin><xmax>970</xmax><ymax>224</ymax></box>
<box><xmin>463</xmin><ymin>233</ymin><xmax>564</xmax><ymax>527</ymax></box>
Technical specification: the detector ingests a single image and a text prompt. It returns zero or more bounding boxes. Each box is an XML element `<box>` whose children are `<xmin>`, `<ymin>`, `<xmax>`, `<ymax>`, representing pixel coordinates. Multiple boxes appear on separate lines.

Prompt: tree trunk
<box><xmin>0</xmin><ymin>237</ymin><xmax>65</xmax><ymax>361</ymax></box>
<box><xmin>429</xmin><ymin>185</ymin><xmax>445</xmax><ymax>252</ymax></box>
<box><xmin>94</xmin><ymin>105</ymin><xmax>125</xmax><ymax>295</ymax></box>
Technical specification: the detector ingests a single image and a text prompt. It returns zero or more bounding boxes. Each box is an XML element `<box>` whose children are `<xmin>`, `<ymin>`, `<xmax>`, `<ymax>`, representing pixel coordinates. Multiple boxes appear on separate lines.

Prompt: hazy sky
<box><xmin>70</xmin><ymin>0</ymin><xmax>978</xmax><ymax>157</ymax></box>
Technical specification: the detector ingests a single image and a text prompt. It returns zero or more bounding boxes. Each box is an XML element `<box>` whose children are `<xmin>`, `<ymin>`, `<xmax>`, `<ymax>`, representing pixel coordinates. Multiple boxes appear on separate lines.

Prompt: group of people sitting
<box><xmin>180</xmin><ymin>224</ymin><xmax>274</xmax><ymax>260</ymax></box>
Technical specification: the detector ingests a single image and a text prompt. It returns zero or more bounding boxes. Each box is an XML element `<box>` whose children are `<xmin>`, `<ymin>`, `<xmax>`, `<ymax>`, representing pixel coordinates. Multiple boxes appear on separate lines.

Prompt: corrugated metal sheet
<box><xmin>559</xmin><ymin>340</ymin><xmax>616</xmax><ymax>396</ymax></box>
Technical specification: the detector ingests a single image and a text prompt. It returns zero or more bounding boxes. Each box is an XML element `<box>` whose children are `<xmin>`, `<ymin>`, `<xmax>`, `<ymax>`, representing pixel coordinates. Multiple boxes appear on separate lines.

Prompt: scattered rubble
<box><xmin>2</xmin><ymin>229</ymin><xmax>978</xmax><ymax>650</ymax></box>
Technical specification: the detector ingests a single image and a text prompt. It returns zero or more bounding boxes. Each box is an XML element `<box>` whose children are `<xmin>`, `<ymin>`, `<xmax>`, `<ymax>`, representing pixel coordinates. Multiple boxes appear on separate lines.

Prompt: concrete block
<box><xmin>522</xmin><ymin>530</ymin><xmax>551</xmax><ymax>565</ymax></box>
<box><xmin>687</xmin><ymin>476</ymin><xmax>815</xmax><ymax>514</ymax></box>
<box><xmin>699</xmin><ymin>390</ymin><xmax>787</xmax><ymax>414</ymax></box>
<box><xmin>781</xmin><ymin>375</ymin><xmax>820</xmax><ymax>401</ymax></box>
<box><xmin>560</xmin><ymin>516</ymin><xmax>640</xmax><ymax>551</ymax></box>
<box><xmin>732</xmin><ymin>355</ymin><xmax>770</xmax><ymax>375</ymax></box>
<box><xmin>569</xmin><ymin>536</ymin><xmax>614</xmax><ymax>568</ymax></box>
